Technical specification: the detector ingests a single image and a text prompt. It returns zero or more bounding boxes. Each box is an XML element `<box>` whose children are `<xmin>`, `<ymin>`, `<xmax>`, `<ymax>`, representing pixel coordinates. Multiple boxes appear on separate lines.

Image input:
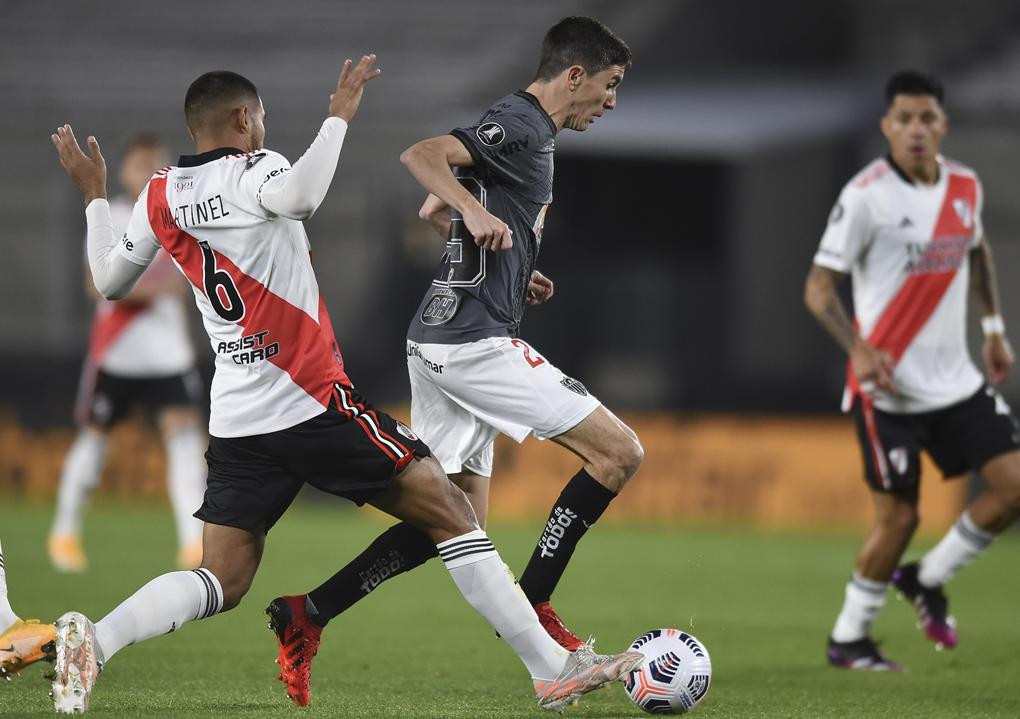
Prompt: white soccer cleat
<box><xmin>51</xmin><ymin>612</ymin><xmax>102</xmax><ymax>714</ymax></box>
<box><xmin>534</xmin><ymin>641</ymin><xmax>644</xmax><ymax>713</ymax></box>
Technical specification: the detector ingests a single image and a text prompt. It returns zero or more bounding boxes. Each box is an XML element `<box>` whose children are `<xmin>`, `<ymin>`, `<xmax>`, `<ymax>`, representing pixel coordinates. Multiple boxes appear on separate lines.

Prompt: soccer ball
<box><xmin>622</xmin><ymin>629</ymin><xmax>712</xmax><ymax>714</ymax></box>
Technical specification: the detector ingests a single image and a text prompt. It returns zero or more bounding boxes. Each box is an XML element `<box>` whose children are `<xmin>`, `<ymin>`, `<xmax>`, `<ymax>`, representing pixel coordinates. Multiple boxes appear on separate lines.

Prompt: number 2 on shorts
<box><xmin>511</xmin><ymin>339</ymin><xmax>545</xmax><ymax>368</ymax></box>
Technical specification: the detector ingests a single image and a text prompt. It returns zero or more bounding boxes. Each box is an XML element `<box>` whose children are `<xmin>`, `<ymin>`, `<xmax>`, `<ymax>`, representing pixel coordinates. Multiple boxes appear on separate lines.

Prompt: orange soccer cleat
<box><xmin>1</xmin><ymin>619</ymin><xmax>57</xmax><ymax>680</ymax></box>
<box><xmin>266</xmin><ymin>595</ymin><xmax>322</xmax><ymax>706</ymax></box>
<box><xmin>48</xmin><ymin>534</ymin><xmax>87</xmax><ymax>574</ymax></box>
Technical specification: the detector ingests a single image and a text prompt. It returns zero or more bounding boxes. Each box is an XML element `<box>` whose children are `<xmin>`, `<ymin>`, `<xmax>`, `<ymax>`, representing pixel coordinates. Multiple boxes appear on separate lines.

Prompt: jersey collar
<box><xmin>885</xmin><ymin>153</ymin><xmax>940</xmax><ymax>186</ymax></box>
<box><xmin>178</xmin><ymin>147</ymin><xmax>246</xmax><ymax>167</ymax></box>
<box><xmin>515</xmin><ymin>90</ymin><xmax>557</xmax><ymax>135</ymax></box>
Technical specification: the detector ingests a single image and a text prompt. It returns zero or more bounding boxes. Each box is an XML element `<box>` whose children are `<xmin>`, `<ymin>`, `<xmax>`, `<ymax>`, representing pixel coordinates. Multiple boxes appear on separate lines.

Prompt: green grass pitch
<box><xmin>1</xmin><ymin>499</ymin><xmax>1018</xmax><ymax>718</ymax></box>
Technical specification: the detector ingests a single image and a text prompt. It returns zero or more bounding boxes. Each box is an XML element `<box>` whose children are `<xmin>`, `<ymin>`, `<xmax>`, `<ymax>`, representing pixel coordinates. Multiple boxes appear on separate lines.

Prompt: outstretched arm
<box><xmin>400</xmin><ymin>135</ymin><xmax>512</xmax><ymax>251</ymax></box>
<box><xmin>52</xmin><ymin>126</ymin><xmax>152</xmax><ymax>299</ymax></box>
<box><xmin>258</xmin><ymin>55</ymin><xmax>380</xmax><ymax>220</ymax></box>
<box><xmin>970</xmin><ymin>237</ymin><xmax>1014</xmax><ymax>384</ymax></box>
<box><xmin>804</xmin><ymin>263</ymin><xmax>896</xmax><ymax>394</ymax></box>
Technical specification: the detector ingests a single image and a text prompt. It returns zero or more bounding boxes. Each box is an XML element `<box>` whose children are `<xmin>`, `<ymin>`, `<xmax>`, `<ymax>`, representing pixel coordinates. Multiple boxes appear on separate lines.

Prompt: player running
<box><xmin>269</xmin><ymin>16</ymin><xmax>642</xmax><ymax>704</ymax></box>
<box><xmin>804</xmin><ymin>70</ymin><xmax>1020</xmax><ymax>670</ymax></box>
<box><xmin>49</xmin><ymin>57</ymin><xmax>641</xmax><ymax>714</ymax></box>
<box><xmin>50</xmin><ymin>135</ymin><xmax>207</xmax><ymax>573</ymax></box>
<box><xmin>0</xmin><ymin>539</ymin><xmax>56</xmax><ymax>679</ymax></box>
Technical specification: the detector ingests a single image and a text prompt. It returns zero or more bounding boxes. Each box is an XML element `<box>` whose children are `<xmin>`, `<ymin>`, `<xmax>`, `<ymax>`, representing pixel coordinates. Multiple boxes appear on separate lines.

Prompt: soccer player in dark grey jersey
<box><xmin>282</xmin><ymin>18</ymin><xmax>641</xmax><ymax>667</ymax></box>
<box><xmin>407</xmin><ymin>89</ymin><xmax>556</xmax><ymax>343</ymax></box>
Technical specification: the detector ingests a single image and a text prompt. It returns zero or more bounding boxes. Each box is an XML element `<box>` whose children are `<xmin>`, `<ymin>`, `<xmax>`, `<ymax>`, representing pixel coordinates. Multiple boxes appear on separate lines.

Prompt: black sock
<box><xmin>306</xmin><ymin>522</ymin><xmax>438</xmax><ymax>627</ymax></box>
<box><xmin>518</xmin><ymin>468</ymin><xmax>617</xmax><ymax>605</ymax></box>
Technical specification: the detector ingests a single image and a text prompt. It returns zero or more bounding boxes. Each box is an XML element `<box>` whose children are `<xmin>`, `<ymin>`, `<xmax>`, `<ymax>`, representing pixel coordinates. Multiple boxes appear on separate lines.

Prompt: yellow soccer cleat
<box><xmin>175</xmin><ymin>539</ymin><xmax>203</xmax><ymax>570</ymax></box>
<box><xmin>0</xmin><ymin>619</ymin><xmax>57</xmax><ymax>679</ymax></box>
<box><xmin>48</xmin><ymin>534</ymin><xmax>87</xmax><ymax>574</ymax></box>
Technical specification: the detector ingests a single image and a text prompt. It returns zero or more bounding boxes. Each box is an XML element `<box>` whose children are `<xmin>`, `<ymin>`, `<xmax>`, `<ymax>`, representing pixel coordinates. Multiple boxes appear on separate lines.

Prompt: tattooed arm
<box><xmin>804</xmin><ymin>264</ymin><xmax>896</xmax><ymax>393</ymax></box>
<box><xmin>970</xmin><ymin>237</ymin><xmax>1014</xmax><ymax>384</ymax></box>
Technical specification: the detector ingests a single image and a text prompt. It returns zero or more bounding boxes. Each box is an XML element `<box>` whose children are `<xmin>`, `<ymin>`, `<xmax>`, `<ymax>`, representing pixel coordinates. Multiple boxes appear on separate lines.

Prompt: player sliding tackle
<box><xmin>50</xmin><ymin>55</ymin><xmax>640</xmax><ymax>714</ymax></box>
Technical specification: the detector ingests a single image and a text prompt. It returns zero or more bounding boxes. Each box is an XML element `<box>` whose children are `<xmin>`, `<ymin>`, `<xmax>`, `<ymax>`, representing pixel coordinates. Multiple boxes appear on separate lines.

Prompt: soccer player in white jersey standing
<box><xmin>267</xmin><ymin>17</ymin><xmax>642</xmax><ymax>705</ymax></box>
<box><xmin>50</xmin><ymin>135</ymin><xmax>207</xmax><ymax>574</ymax></box>
<box><xmin>49</xmin><ymin>57</ymin><xmax>641</xmax><ymax>714</ymax></box>
<box><xmin>805</xmin><ymin>70</ymin><xmax>1020</xmax><ymax>670</ymax></box>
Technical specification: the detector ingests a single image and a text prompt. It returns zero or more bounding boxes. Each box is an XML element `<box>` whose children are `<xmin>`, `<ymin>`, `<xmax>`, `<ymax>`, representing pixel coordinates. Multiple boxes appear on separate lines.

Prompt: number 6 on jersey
<box><xmin>199</xmin><ymin>240</ymin><xmax>245</xmax><ymax>321</ymax></box>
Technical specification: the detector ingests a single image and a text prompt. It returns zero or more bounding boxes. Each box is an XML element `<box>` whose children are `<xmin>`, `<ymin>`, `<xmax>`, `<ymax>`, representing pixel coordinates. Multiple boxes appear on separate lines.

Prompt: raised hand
<box><xmin>329</xmin><ymin>54</ymin><xmax>382</xmax><ymax>122</ymax></box>
<box><xmin>527</xmin><ymin>270</ymin><xmax>554</xmax><ymax>305</ymax></box>
<box><xmin>51</xmin><ymin>125</ymin><xmax>107</xmax><ymax>204</ymax></box>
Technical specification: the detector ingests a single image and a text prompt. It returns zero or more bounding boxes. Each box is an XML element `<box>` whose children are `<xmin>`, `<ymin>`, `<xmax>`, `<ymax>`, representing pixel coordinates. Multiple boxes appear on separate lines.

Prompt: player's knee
<box><xmin>994</xmin><ymin>475</ymin><xmax>1020</xmax><ymax>512</ymax></box>
<box><xmin>881</xmin><ymin>504</ymin><xmax>919</xmax><ymax>535</ymax></box>
<box><xmin>217</xmin><ymin>574</ymin><xmax>253</xmax><ymax>612</ymax></box>
<box><xmin>202</xmin><ymin>564</ymin><xmax>253</xmax><ymax>612</ymax></box>
<box><xmin>423</xmin><ymin>461</ymin><xmax>480</xmax><ymax>538</ymax></box>
<box><xmin>599</xmin><ymin>433</ymin><xmax>644</xmax><ymax>490</ymax></box>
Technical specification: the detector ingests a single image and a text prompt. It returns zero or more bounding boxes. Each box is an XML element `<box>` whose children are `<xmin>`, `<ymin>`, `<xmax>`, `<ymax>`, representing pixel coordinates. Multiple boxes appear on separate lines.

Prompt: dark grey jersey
<box><xmin>408</xmin><ymin>91</ymin><xmax>556</xmax><ymax>344</ymax></box>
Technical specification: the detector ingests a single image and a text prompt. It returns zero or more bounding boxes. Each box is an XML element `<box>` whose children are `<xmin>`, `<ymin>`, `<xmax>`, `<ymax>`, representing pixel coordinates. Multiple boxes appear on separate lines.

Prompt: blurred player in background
<box><xmin>274</xmin><ymin>16</ymin><xmax>641</xmax><ymax>691</ymax></box>
<box><xmin>805</xmin><ymin>70</ymin><xmax>1020</xmax><ymax>670</ymax></box>
<box><xmin>0</xmin><ymin>539</ymin><xmax>56</xmax><ymax>679</ymax></box>
<box><xmin>49</xmin><ymin>57</ymin><xmax>641</xmax><ymax>714</ymax></box>
<box><xmin>49</xmin><ymin>135</ymin><xmax>206</xmax><ymax>573</ymax></box>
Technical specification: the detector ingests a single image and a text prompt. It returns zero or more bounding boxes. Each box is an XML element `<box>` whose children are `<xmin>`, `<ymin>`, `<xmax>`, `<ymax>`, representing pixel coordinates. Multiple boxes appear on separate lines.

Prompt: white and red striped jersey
<box><xmin>814</xmin><ymin>155</ymin><xmax>984</xmax><ymax>414</ymax></box>
<box><xmin>111</xmin><ymin>141</ymin><xmax>350</xmax><ymax>437</ymax></box>
<box><xmin>88</xmin><ymin>195</ymin><xmax>195</xmax><ymax>377</ymax></box>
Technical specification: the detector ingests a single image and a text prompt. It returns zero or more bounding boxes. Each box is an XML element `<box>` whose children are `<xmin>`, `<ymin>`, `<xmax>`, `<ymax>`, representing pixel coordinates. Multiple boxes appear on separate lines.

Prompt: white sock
<box><xmin>164</xmin><ymin>428</ymin><xmax>207</xmax><ymax>547</ymax></box>
<box><xmin>919</xmin><ymin>510</ymin><xmax>995</xmax><ymax>587</ymax></box>
<box><xmin>438</xmin><ymin>530</ymin><xmax>568</xmax><ymax>682</ymax></box>
<box><xmin>94</xmin><ymin>568</ymin><xmax>222</xmax><ymax>664</ymax></box>
<box><xmin>831</xmin><ymin>572</ymin><xmax>888</xmax><ymax>642</ymax></box>
<box><xmin>51</xmin><ymin>428</ymin><xmax>108</xmax><ymax>537</ymax></box>
<box><xmin>0</xmin><ymin>539</ymin><xmax>19</xmax><ymax>632</ymax></box>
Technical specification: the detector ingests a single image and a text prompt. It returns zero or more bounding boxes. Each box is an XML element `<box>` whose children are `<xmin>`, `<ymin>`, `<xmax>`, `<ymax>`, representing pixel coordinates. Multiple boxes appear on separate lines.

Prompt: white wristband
<box><xmin>981</xmin><ymin>314</ymin><xmax>1006</xmax><ymax>337</ymax></box>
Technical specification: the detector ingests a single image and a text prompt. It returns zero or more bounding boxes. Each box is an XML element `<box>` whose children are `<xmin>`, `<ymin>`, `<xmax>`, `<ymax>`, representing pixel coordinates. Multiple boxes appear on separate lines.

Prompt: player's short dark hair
<box><xmin>184</xmin><ymin>71</ymin><xmax>260</xmax><ymax>131</ymax></box>
<box><xmin>885</xmin><ymin>70</ymin><xmax>944</xmax><ymax>107</ymax></box>
<box><xmin>534</xmin><ymin>16</ymin><xmax>631</xmax><ymax>82</ymax></box>
<box><xmin>122</xmin><ymin>133</ymin><xmax>165</xmax><ymax>157</ymax></box>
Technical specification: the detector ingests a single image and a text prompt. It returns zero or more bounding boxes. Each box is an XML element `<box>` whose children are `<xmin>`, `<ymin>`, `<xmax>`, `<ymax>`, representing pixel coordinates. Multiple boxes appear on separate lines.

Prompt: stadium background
<box><xmin>2</xmin><ymin>2</ymin><xmax>1020</xmax><ymax>717</ymax></box>
<box><xmin>3</xmin><ymin>0</ymin><xmax>1020</xmax><ymax>528</ymax></box>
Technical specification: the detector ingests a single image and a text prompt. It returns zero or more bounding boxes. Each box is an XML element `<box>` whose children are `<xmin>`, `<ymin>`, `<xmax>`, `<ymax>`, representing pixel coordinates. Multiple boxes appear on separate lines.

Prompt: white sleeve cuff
<box><xmin>85</xmin><ymin>197</ymin><xmax>112</xmax><ymax>226</ymax></box>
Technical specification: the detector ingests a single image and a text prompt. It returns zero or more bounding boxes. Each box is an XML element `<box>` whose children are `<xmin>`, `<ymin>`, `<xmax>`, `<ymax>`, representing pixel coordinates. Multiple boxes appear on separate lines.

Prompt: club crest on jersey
<box><xmin>952</xmin><ymin>198</ymin><xmax>973</xmax><ymax>229</ymax></box>
<box><xmin>888</xmin><ymin>447</ymin><xmax>909</xmax><ymax>475</ymax></box>
<box><xmin>476</xmin><ymin>122</ymin><xmax>505</xmax><ymax>147</ymax></box>
<box><xmin>560</xmin><ymin>376</ymin><xmax>588</xmax><ymax>396</ymax></box>
<box><xmin>395</xmin><ymin>422</ymin><xmax>419</xmax><ymax>441</ymax></box>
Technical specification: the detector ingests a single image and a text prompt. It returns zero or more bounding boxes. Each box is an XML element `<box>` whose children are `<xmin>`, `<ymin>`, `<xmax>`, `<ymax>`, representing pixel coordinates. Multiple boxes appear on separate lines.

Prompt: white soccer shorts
<box><xmin>406</xmin><ymin>337</ymin><xmax>601</xmax><ymax>477</ymax></box>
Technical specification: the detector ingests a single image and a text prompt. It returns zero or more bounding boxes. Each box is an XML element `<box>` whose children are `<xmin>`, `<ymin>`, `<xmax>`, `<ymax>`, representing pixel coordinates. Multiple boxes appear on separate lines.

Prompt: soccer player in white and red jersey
<box><xmin>805</xmin><ymin>70</ymin><xmax>1020</xmax><ymax>670</ymax></box>
<box><xmin>49</xmin><ymin>135</ymin><xmax>207</xmax><ymax>574</ymax></box>
<box><xmin>48</xmin><ymin>58</ymin><xmax>640</xmax><ymax>714</ymax></box>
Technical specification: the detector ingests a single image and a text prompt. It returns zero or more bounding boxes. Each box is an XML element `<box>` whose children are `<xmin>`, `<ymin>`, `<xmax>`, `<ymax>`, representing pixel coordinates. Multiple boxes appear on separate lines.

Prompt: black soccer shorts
<box><xmin>196</xmin><ymin>384</ymin><xmax>431</xmax><ymax>532</ymax></box>
<box><xmin>851</xmin><ymin>384</ymin><xmax>1020</xmax><ymax>493</ymax></box>
<box><xmin>81</xmin><ymin>369</ymin><xmax>203</xmax><ymax>428</ymax></box>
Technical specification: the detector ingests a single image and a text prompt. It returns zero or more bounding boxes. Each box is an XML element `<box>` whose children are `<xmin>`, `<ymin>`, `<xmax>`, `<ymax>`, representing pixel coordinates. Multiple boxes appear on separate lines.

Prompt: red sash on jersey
<box><xmin>843</xmin><ymin>172</ymin><xmax>977</xmax><ymax>410</ymax></box>
<box><xmin>87</xmin><ymin>303</ymin><xmax>150</xmax><ymax>365</ymax></box>
<box><xmin>843</xmin><ymin>172</ymin><xmax>976</xmax><ymax>489</ymax></box>
<box><xmin>145</xmin><ymin>175</ymin><xmax>350</xmax><ymax>408</ymax></box>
